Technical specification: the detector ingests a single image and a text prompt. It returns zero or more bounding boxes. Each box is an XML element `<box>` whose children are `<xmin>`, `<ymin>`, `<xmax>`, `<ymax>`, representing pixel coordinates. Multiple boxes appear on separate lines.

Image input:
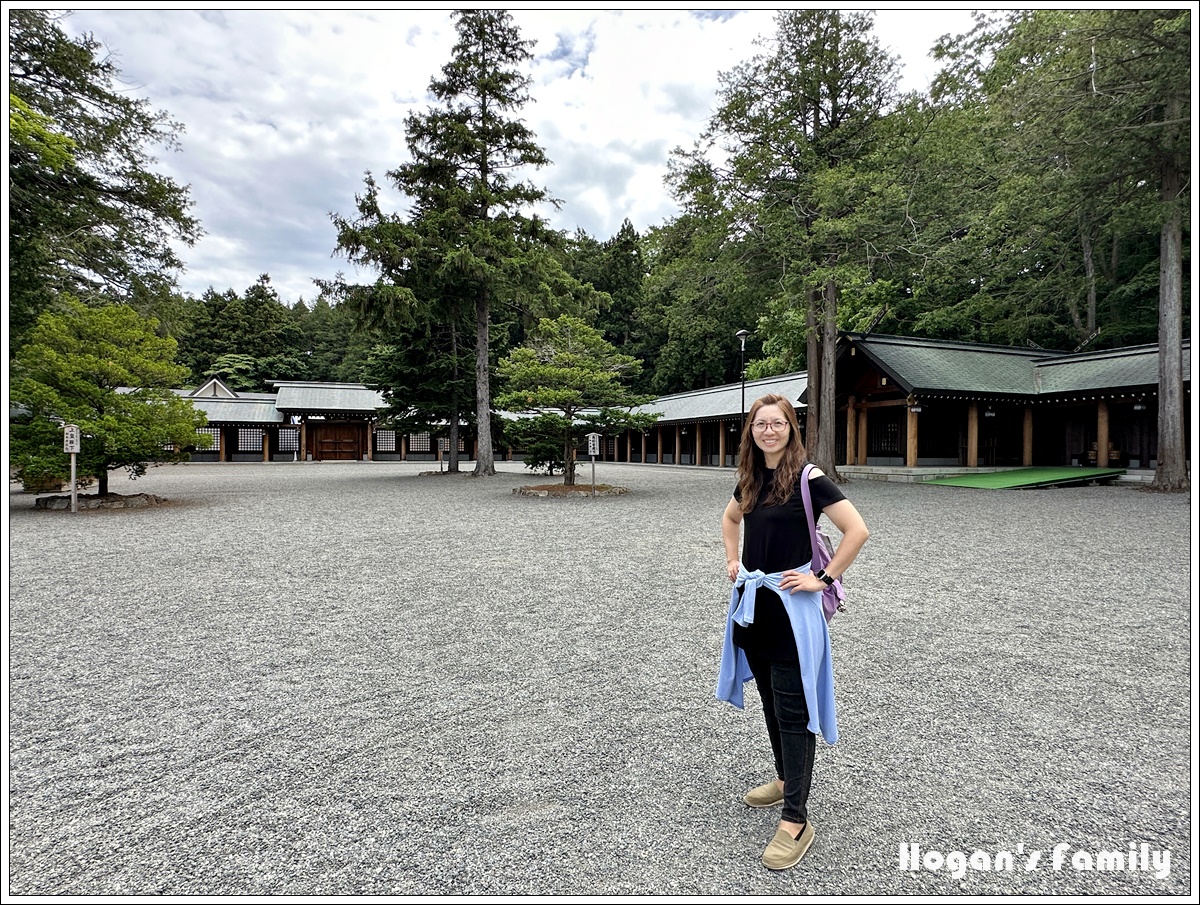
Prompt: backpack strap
<box><xmin>799</xmin><ymin>462</ymin><xmax>821</xmax><ymax>560</ymax></box>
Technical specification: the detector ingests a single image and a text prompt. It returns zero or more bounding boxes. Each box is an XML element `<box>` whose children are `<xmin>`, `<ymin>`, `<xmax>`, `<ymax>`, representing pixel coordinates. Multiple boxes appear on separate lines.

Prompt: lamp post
<box><xmin>736</xmin><ymin>329</ymin><xmax>750</xmax><ymax>427</ymax></box>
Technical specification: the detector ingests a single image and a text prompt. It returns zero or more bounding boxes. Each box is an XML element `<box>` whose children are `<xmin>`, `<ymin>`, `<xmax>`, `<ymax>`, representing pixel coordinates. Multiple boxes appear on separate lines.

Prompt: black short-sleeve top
<box><xmin>732</xmin><ymin>467</ymin><xmax>846</xmax><ymax>659</ymax></box>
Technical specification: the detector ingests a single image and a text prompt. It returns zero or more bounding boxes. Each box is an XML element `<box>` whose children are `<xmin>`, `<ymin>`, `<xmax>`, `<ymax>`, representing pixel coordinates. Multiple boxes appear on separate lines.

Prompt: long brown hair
<box><xmin>735</xmin><ymin>393</ymin><xmax>807</xmax><ymax>513</ymax></box>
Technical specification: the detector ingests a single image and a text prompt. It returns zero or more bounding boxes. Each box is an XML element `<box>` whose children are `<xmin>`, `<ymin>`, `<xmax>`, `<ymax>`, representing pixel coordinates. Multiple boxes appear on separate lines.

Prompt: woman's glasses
<box><xmin>751</xmin><ymin>420</ymin><xmax>788</xmax><ymax>432</ymax></box>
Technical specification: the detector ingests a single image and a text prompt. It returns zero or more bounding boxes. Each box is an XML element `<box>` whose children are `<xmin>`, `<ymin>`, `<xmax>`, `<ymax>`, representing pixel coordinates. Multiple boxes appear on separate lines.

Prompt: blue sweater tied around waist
<box><xmin>715</xmin><ymin>564</ymin><xmax>838</xmax><ymax>745</ymax></box>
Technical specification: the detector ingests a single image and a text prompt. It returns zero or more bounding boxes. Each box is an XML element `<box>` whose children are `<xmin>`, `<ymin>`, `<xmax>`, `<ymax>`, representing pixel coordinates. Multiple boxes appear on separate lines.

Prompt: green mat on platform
<box><xmin>923</xmin><ymin>467</ymin><xmax>1126</xmax><ymax>489</ymax></box>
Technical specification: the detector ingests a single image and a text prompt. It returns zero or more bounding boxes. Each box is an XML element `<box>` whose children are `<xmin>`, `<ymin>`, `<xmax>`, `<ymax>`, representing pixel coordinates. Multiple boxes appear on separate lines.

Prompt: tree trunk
<box><xmin>472</xmin><ymin>288</ymin><xmax>496</xmax><ymax>476</ymax></box>
<box><xmin>1081</xmin><ymin>228</ymin><xmax>1097</xmax><ymax>333</ymax></box>
<box><xmin>1068</xmin><ymin>221</ymin><xmax>1096</xmax><ymax>339</ymax></box>
<box><xmin>563</xmin><ymin>429</ymin><xmax>576</xmax><ymax>486</ymax></box>
<box><xmin>1151</xmin><ymin>136</ymin><xmax>1187</xmax><ymax>492</ymax></box>
<box><xmin>818</xmin><ymin>279</ymin><xmax>842</xmax><ymax>481</ymax></box>
<box><xmin>97</xmin><ymin>469</ymin><xmax>109</xmax><ymax>497</ymax></box>
<box><xmin>804</xmin><ymin>289</ymin><xmax>820</xmax><ymax>452</ymax></box>
<box><xmin>447</xmin><ymin>320</ymin><xmax>460</xmax><ymax>473</ymax></box>
<box><xmin>448</xmin><ymin>418</ymin><xmax>460</xmax><ymax>473</ymax></box>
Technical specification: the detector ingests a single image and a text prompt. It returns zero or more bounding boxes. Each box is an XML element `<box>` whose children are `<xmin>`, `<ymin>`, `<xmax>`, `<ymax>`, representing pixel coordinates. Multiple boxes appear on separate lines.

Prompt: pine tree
<box><xmin>332</xmin><ymin>10</ymin><xmax>559</xmax><ymax>476</ymax></box>
<box><xmin>11</xmin><ymin>300</ymin><xmax>209</xmax><ymax>495</ymax></box>
<box><xmin>496</xmin><ymin>316</ymin><xmax>653</xmax><ymax>485</ymax></box>
<box><xmin>8</xmin><ymin>9</ymin><xmax>200</xmax><ymax>346</ymax></box>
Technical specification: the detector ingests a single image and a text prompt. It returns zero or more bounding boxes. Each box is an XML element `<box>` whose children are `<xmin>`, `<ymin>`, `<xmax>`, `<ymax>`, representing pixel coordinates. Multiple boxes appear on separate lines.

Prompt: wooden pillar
<box><xmin>657</xmin><ymin>428</ymin><xmax>663</xmax><ymax>465</ymax></box>
<box><xmin>626</xmin><ymin>430</ymin><xmax>632</xmax><ymax>463</ymax></box>
<box><xmin>218</xmin><ymin>428</ymin><xmax>227</xmax><ymax>463</ymax></box>
<box><xmin>719</xmin><ymin>424</ymin><xmax>727</xmax><ymax>468</ymax></box>
<box><xmin>261</xmin><ymin>430</ymin><xmax>268</xmax><ymax>463</ymax></box>
<box><xmin>401</xmin><ymin>433</ymin><xmax>408</xmax><ymax>461</ymax></box>
<box><xmin>641</xmin><ymin>432</ymin><xmax>647</xmax><ymax>464</ymax></box>
<box><xmin>846</xmin><ymin>396</ymin><xmax>857</xmax><ymax>465</ymax></box>
<box><xmin>672</xmin><ymin>425</ymin><xmax>680</xmax><ymax>465</ymax></box>
<box><xmin>967</xmin><ymin>402</ymin><xmax>980</xmax><ymax>468</ymax></box>
<box><xmin>695</xmin><ymin>422</ymin><xmax>703</xmax><ymax>466</ymax></box>
<box><xmin>1097</xmin><ymin>400</ymin><xmax>1110</xmax><ymax>467</ymax></box>
<box><xmin>856</xmin><ymin>408</ymin><xmax>868</xmax><ymax>465</ymax></box>
<box><xmin>1023</xmin><ymin>406</ymin><xmax>1034</xmax><ymax>467</ymax></box>
<box><xmin>366</xmin><ymin>424</ymin><xmax>374</xmax><ymax>461</ymax></box>
<box><xmin>906</xmin><ymin>405</ymin><xmax>919</xmax><ymax>468</ymax></box>
<box><xmin>299</xmin><ymin>421</ymin><xmax>307</xmax><ymax>462</ymax></box>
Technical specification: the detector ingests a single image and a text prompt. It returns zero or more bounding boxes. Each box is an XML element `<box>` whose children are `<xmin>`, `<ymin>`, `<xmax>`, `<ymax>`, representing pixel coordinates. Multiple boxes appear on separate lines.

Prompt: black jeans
<box><xmin>745</xmin><ymin>649</ymin><xmax>816</xmax><ymax>826</ymax></box>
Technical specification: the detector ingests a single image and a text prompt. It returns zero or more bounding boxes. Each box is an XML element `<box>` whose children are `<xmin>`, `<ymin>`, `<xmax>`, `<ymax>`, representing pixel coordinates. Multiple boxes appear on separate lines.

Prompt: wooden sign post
<box><xmin>63</xmin><ymin>423</ymin><xmax>81</xmax><ymax>513</ymax></box>
<box><xmin>586</xmin><ymin>432</ymin><xmax>602</xmax><ymax>497</ymax></box>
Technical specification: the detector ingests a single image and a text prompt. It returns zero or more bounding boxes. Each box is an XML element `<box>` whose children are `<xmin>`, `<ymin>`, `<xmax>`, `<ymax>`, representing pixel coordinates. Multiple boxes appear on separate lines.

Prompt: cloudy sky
<box><xmin>59</xmin><ymin>6</ymin><xmax>982</xmax><ymax>306</ymax></box>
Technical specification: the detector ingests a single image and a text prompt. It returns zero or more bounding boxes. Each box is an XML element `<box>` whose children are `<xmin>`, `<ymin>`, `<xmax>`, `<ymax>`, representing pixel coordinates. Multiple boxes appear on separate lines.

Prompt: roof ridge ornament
<box><xmin>863</xmin><ymin>305</ymin><xmax>887</xmax><ymax>336</ymax></box>
<box><xmin>1072</xmin><ymin>328</ymin><xmax>1102</xmax><ymax>354</ymax></box>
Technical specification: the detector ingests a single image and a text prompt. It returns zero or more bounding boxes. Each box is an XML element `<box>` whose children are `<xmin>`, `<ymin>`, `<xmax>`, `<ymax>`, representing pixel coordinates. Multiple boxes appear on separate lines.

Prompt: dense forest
<box><xmin>10</xmin><ymin>8</ymin><xmax>1191</xmax><ymax>412</ymax></box>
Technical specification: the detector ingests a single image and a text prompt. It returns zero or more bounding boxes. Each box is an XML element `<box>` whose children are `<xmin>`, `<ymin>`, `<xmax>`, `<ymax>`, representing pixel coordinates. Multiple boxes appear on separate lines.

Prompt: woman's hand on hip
<box><xmin>780</xmin><ymin>569</ymin><xmax>825</xmax><ymax>593</ymax></box>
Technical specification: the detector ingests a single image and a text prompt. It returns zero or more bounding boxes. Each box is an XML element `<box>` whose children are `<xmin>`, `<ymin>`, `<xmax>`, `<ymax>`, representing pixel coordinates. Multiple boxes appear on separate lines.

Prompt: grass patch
<box><xmin>923</xmin><ymin>467</ymin><xmax>1125</xmax><ymax>489</ymax></box>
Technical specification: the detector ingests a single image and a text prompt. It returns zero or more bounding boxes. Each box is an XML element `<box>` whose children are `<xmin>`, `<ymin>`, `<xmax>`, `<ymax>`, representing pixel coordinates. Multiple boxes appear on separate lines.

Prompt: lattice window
<box><xmin>278</xmin><ymin>428</ymin><xmax>299</xmax><ymax>452</ymax></box>
<box><xmin>376</xmin><ymin>430</ymin><xmax>397</xmax><ymax>452</ymax></box>
<box><xmin>408</xmin><ymin>432</ymin><xmax>431</xmax><ymax>452</ymax></box>
<box><xmin>237</xmin><ymin>428</ymin><xmax>263</xmax><ymax>452</ymax></box>
<box><xmin>196</xmin><ymin>427</ymin><xmax>220</xmax><ymax>451</ymax></box>
<box><xmin>868</xmin><ymin>412</ymin><xmax>901</xmax><ymax>456</ymax></box>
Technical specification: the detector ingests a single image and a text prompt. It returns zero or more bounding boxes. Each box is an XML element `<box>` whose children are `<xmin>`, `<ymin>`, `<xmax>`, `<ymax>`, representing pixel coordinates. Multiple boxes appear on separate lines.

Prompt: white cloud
<box><xmin>60</xmin><ymin>7</ymin><xmax>978</xmax><ymax>305</ymax></box>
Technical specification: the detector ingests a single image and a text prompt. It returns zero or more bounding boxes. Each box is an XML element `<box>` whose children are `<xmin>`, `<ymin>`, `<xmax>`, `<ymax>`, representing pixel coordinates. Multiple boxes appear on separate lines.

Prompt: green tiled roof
<box><xmin>634</xmin><ymin>372</ymin><xmax>807</xmax><ymax>423</ymax></box>
<box><xmin>167</xmin><ymin>380</ymin><xmax>386</xmax><ymax>423</ymax></box>
<box><xmin>847</xmin><ymin>334</ymin><xmax>1041</xmax><ymax>394</ymax></box>
<box><xmin>846</xmin><ymin>334</ymin><xmax>1189</xmax><ymax>399</ymax></box>
<box><xmin>272</xmin><ymin>381</ymin><xmax>386</xmax><ymax>414</ymax></box>
<box><xmin>186</xmin><ymin>397</ymin><xmax>285</xmax><ymax>424</ymax></box>
<box><xmin>1035</xmin><ymin>343</ymin><xmax>1190</xmax><ymax>395</ymax></box>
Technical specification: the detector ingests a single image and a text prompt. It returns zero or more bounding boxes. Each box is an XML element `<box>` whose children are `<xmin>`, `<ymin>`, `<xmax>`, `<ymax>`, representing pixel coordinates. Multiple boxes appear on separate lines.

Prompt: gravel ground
<box><xmin>6</xmin><ymin>461</ymin><xmax>1192</xmax><ymax>896</ymax></box>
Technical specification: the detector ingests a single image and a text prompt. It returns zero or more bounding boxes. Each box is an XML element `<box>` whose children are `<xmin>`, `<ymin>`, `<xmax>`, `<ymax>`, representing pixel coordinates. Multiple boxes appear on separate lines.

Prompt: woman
<box><xmin>719</xmin><ymin>393</ymin><xmax>869</xmax><ymax>870</ymax></box>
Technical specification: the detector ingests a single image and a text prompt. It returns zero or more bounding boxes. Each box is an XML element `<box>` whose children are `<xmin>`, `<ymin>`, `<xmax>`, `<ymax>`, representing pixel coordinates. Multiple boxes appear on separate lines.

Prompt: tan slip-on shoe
<box><xmin>762</xmin><ymin>820</ymin><xmax>815</xmax><ymax>870</ymax></box>
<box><xmin>742</xmin><ymin>780</ymin><xmax>785</xmax><ymax>808</ymax></box>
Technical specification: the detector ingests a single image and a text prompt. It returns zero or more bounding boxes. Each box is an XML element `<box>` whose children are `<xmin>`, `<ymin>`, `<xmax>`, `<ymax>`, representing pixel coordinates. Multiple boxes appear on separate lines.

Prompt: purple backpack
<box><xmin>800</xmin><ymin>463</ymin><xmax>847</xmax><ymax>623</ymax></box>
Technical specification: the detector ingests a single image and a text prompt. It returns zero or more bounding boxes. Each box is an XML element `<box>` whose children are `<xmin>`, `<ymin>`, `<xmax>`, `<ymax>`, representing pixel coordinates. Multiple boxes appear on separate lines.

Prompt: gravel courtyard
<box><xmin>6</xmin><ymin>461</ymin><xmax>1192</xmax><ymax>896</ymax></box>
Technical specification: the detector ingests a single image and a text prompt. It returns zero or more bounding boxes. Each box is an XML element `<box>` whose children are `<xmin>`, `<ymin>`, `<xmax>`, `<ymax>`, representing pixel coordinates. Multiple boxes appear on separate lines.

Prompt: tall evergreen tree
<box><xmin>929</xmin><ymin>9</ymin><xmax>1190</xmax><ymax>490</ymax></box>
<box><xmin>683</xmin><ymin>10</ymin><xmax>903</xmax><ymax>477</ymax></box>
<box><xmin>175</xmin><ymin>276</ymin><xmax>307</xmax><ymax>390</ymax></box>
<box><xmin>398</xmin><ymin>10</ymin><xmax>556</xmax><ymax>475</ymax></box>
<box><xmin>298</xmin><ymin>297</ymin><xmax>376</xmax><ymax>384</ymax></box>
<box><xmin>7</xmin><ymin>9</ymin><xmax>200</xmax><ymax>347</ymax></box>
<box><xmin>911</xmin><ymin>10</ymin><xmax>1180</xmax><ymax>353</ymax></box>
<box><xmin>333</xmin><ymin>9</ymin><xmax>561</xmax><ymax>477</ymax></box>
<box><xmin>641</xmin><ymin>203</ymin><xmax>767</xmax><ymax>396</ymax></box>
<box><xmin>566</xmin><ymin>221</ymin><xmax>663</xmax><ymax>391</ymax></box>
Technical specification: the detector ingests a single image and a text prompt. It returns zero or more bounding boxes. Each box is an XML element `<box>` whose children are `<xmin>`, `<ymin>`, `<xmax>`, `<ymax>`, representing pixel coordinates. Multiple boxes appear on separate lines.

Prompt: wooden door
<box><xmin>314</xmin><ymin>423</ymin><xmax>360</xmax><ymax>460</ymax></box>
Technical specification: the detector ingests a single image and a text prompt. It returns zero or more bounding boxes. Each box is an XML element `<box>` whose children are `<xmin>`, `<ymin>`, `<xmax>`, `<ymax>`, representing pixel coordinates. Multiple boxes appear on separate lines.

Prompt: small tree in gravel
<box><xmin>506</xmin><ymin>413</ymin><xmax>569</xmax><ymax>477</ymax></box>
<box><xmin>11</xmin><ymin>299</ymin><xmax>210</xmax><ymax>495</ymax></box>
<box><xmin>496</xmin><ymin>315</ymin><xmax>655</xmax><ymax>485</ymax></box>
